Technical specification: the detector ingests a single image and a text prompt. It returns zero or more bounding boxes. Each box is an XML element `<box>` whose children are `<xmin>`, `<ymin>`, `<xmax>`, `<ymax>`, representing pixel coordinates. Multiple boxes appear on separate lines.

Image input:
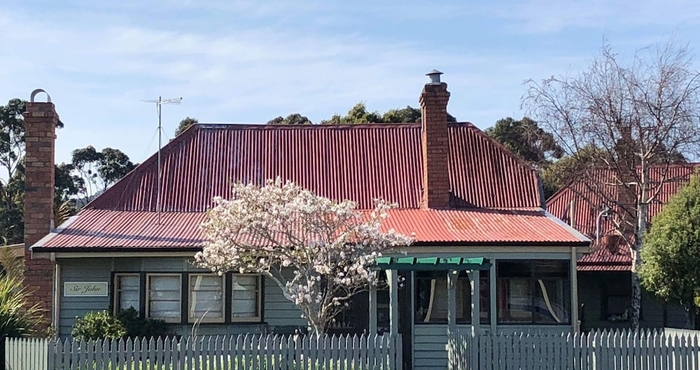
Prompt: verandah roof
<box><xmin>374</xmin><ymin>256</ymin><xmax>491</xmax><ymax>271</ymax></box>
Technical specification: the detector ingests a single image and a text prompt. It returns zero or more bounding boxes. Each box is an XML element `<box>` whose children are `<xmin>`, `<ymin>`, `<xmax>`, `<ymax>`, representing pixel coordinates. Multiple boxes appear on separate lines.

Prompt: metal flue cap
<box><xmin>426</xmin><ymin>69</ymin><xmax>443</xmax><ymax>84</ymax></box>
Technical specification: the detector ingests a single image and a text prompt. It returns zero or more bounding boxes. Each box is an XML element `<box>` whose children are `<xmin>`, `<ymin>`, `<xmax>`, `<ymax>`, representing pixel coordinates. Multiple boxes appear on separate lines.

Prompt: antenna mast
<box><xmin>143</xmin><ymin>96</ymin><xmax>182</xmax><ymax>225</ymax></box>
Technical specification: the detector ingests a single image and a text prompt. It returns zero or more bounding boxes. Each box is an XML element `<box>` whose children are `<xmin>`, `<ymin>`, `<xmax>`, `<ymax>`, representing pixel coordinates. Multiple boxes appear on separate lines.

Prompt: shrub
<box><xmin>71</xmin><ymin>311</ymin><xmax>126</xmax><ymax>341</ymax></box>
<box><xmin>0</xmin><ymin>247</ymin><xmax>46</xmax><ymax>337</ymax></box>
<box><xmin>116</xmin><ymin>307</ymin><xmax>172</xmax><ymax>339</ymax></box>
<box><xmin>0</xmin><ymin>275</ymin><xmax>46</xmax><ymax>337</ymax></box>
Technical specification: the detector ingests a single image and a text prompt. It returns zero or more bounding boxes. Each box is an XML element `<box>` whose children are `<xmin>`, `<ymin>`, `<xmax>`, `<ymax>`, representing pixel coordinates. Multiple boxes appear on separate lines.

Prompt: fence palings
<box><xmin>447</xmin><ymin>328</ymin><xmax>700</xmax><ymax>370</ymax></box>
<box><xmin>5</xmin><ymin>333</ymin><xmax>401</xmax><ymax>370</ymax></box>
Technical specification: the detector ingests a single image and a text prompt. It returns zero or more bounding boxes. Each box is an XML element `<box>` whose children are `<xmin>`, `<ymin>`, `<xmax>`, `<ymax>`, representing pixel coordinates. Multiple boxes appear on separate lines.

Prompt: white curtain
<box><xmin>117</xmin><ymin>275</ymin><xmax>140</xmax><ymax>312</ymax></box>
<box><xmin>232</xmin><ymin>275</ymin><xmax>258</xmax><ymax>318</ymax></box>
<box><xmin>190</xmin><ymin>275</ymin><xmax>224</xmax><ymax>320</ymax></box>
<box><xmin>149</xmin><ymin>275</ymin><xmax>181</xmax><ymax>319</ymax></box>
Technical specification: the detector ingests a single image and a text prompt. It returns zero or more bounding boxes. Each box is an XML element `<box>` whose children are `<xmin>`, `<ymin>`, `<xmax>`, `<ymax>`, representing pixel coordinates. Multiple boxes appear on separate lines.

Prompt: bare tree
<box><xmin>522</xmin><ymin>40</ymin><xmax>700</xmax><ymax>328</ymax></box>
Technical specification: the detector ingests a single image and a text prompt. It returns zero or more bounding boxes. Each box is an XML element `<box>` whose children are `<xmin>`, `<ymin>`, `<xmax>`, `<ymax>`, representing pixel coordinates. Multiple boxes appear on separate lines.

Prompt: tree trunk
<box><xmin>630</xmin><ymin>199</ymin><xmax>648</xmax><ymax>329</ymax></box>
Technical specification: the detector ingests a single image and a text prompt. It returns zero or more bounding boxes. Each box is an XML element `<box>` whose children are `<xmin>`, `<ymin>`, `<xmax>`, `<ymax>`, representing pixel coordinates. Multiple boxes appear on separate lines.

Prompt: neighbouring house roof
<box><xmin>547</xmin><ymin>164</ymin><xmax>699</xmax><ymax>271</ymax></box>
<box><xmin>34</xmin><ymin>123</ymin><xmax>588</xmax><ymax>252</ymax></box>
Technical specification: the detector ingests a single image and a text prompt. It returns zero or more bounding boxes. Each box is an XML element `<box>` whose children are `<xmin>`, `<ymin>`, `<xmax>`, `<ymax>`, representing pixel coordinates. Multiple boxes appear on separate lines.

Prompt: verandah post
<box><xmin>470</xmin><ymin>269</ymin><xmax>480</xmax><ymax>335</ymax></box>
<box><xmin>387</xmin><ymin>269</ymin><xmax>399</xmax><ymax>337</ymax></box>
<box><xmin>447</xmin><ymin>270</ymin><xmax>457</xmax><ymax>334</ymax></box>
<box><xmin>369</xmin><ymin>283</ymin><xmax>378</xmax><ymax>335</ymax></box>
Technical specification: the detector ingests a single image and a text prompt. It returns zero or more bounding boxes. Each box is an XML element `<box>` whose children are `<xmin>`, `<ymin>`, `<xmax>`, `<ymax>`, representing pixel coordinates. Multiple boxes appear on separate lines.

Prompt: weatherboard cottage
<box><xmin>24</xmin><ymin>72</ymin><xmax>589</xmax><ymax>370</ymax></box>
<box><xmin>547</xmin><ymin>167</ymin><xmax>695</xmax><ymax>330</ymax></box>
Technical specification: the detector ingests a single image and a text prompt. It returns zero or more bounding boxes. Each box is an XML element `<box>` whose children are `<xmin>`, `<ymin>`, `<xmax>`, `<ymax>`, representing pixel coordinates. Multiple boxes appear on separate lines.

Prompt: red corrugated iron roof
<box><xmin>88</xmin><ymin>123</ymin><xmax>542</xmax><ymax>211</ymax></box>
<box><xmin>35</xmin><ymin>123</ymin><xmax>587</xmax><ymax>251</ymax></box>
<box><xmin>547</xmin><ymin>164</ymin><xmax>699</xmax><ymax>271</ymax></box>
<box><xmin>37</xmin><ymin>208</ymin><xmax>586</xmax><ymax>250</ymax></box>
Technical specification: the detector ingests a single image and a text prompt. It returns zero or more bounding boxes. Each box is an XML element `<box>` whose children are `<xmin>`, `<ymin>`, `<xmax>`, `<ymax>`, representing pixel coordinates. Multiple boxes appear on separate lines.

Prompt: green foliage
<box><xmin>0</xmin><ymin>250</ymin><xmax>46</xmax><ymax>337</ymax></box>
<box><xmin>71</xmin><ymin>146</ymin><xmax>137</xmax><ymax>196</ymax></box>
<box><xmin>116</xmin><ymin>307</ymin><xmax>172</xmax><ymax>339</ymax></box>
<box><xmin>175</xmin><ymin>117</ymin><xmax>198</xmax><ymax>136</ymax></box>
<box><xmin>382</xmin><ymin>106</ymin><xmax>422</xmax><ymax>123</ymax></box>
<box><xmin>485</xmin><ymin>117</ymin><xmax>563</xmax><ymax>167</ymax></box>
<box><xmin>272</xmin><ymin>103</ymin><xmax>458</xmax><ymax>126</ymax></box>
<box><xmin>640</xmin><ymin>174</ymin><xmax>700</xmax><ymax>310</ymax></box>
<box><xmin>267</xmin><ymin>113</ymin><xmax>312</xmax><ymax>125</ymax></box>
<box><xmin>71</xmin><ymin>311</ymin><xmax>126</xmax><ymax>341</ymax></box>
<box><xmin>0</xmin><ymin>276</ymin><xmax>46</xmax><ymax>337</ymax></box>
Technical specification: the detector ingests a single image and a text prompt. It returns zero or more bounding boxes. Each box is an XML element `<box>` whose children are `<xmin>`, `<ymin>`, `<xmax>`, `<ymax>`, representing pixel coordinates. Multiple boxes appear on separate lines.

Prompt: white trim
<box><xmin>231</xmin><ymin>274</ymin><xmax>262</xmax><ymax>322</ymax></box>
<box><xmin>188</xmin><ymin>274</ymin><xmax>225</xmax><ymax>324</ymax></box>
<box><xmin>146</xmin><ymin>273</ymin><xmax>182</xmax><ymax>323</ymax></box>
<box><xmin>571</xmin><ymin>247</ymin><xmax>579</xmax><ymax>333</ymax></box>
<box><xmin>113</xmin><ymin>273</ymin><xmax>141</xmax><ymax>315</ymax></box>
<box><xmin>544</xmin><ymin>210</ymin><xmax>591</xmax><ymax>246</ymax></box>
<box><xmin>53</xmin><ymin>263</ymin><xmax>61</xmax><ymax>334</ymax></box>
<box><xmin>48</xmin><ymin>252</ymin><xmax>197</xmax><ymax>259</ymax></box>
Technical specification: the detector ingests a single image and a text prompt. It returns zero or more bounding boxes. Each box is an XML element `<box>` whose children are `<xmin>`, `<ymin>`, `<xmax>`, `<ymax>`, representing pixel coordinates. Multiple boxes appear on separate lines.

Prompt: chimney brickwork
<box><xmin>23</xmin><ymin>101</ymin><xmax>57</xmax><ymax>324</ymax></box>
<box><xmin>419</xmin><ymin>76</ymin><xmax>451</xmax><ymax>209</ymax></box>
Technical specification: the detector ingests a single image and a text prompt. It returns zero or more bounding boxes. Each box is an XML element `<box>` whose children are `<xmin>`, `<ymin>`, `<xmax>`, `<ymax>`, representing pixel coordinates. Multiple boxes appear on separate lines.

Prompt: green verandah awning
<box><xmin>373</xmin><ymin>256</ymin><xmax>491</xmax><ymax>271</ymax></box>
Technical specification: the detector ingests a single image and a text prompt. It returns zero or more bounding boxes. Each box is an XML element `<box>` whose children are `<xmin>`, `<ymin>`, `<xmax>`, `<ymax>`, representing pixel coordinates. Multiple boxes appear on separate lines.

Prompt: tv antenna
<box><xmin>143</xmin><ymin>96</ymin><xmax>182</xmax><ymax>224</ymax></box>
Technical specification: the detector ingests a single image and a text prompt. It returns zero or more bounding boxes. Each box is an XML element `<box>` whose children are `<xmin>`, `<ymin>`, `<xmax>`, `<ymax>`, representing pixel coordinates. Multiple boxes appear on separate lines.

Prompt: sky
<box><xmin>1</xmin><ymin>0</ymin><xmax>699</xmax><ymax>165</ymax></box>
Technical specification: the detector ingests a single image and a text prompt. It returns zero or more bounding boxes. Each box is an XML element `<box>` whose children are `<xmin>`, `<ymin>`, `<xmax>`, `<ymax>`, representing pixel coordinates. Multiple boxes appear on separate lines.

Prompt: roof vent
<box><xmin>426</xmin><ymin>69</ymin><xmax>443</xmax><ymax>84</ymax></box>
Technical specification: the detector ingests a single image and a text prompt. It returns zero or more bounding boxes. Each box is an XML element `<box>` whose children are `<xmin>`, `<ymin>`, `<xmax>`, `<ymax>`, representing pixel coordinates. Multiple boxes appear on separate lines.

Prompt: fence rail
<box><xmin>6</xmin><ymin>333</ymin><xmax>402</xmax><ymax>370</ymax></box>
<box><xmin>448</xmin><ymin>329</ymin><xmax>700</xmax><ymax>370</ymax></box>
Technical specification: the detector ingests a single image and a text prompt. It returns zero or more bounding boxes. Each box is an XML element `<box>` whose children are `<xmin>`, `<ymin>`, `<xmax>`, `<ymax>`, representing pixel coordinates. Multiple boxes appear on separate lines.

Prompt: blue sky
<box><xmin>2</xmin><ymin>0</ymin><xmax>698</xmax><ymax>165</ymax></box>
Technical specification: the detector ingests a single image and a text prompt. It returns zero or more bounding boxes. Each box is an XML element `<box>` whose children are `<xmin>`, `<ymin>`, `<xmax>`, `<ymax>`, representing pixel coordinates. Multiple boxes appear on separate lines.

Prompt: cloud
<box><xmin>4</xmin><ymin>0</ymin><xmax>694</xmax><ymax>167</ymax></box>
<box><xmin>483</xmin><ymin>0</ymin><xmax>700</xmax><ymax>34</ymax></box>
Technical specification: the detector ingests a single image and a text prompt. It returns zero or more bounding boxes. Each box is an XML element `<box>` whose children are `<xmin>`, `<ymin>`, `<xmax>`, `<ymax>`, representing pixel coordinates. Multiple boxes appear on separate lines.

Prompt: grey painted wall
<box><xmin>58</xmin><ymin>257</ymin><xmax>306</xmax><ymax>337</ymax></box>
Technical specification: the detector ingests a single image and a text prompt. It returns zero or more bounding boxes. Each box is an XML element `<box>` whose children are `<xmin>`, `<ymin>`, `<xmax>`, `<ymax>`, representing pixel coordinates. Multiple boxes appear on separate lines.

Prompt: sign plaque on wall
<box><xmin>64</xmin><ymin>282</ymin><xmax>108</xmax><ymax>297</ymax></box>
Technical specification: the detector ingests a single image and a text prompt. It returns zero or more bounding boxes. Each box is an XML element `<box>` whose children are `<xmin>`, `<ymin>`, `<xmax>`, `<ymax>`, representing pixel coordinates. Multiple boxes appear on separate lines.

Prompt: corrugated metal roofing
<box><xmin>88</xmin><ymin>123</ymin><xmax>542</xmax><ymax>212</ymax></box>
<box><xmin>547</xmin><ymin>164</ymin><xmax>699</xmax><ymax>271</ymax></box>
<box><xmin>36</xmin><ymin>123</ymin><xmax>586</xmax><ymax>251</ymax></box>
<box><xmin>38</xmin><ymin>208</ymin><xmax>586</xmax><ymax>250</ymax></box>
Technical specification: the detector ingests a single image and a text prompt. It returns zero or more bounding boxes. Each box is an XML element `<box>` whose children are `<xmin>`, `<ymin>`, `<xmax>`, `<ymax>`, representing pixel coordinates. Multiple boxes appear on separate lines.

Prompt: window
<box><xmin>114</xmin><ymin>274</ymin><xmax>140</xmax><ymax>313</ymax></box>
<box><xmin>231</xmin><ymin>275</ymin><xmax>261</xmax><ymax>321</ymax></box>
<box><xmin>147</xmin><ymin>274</ymin><xmax>182</xmax><ymax>322</ymax></box>
<box><xmin>113</xmin><ymin>272</ymin><xmax>263</xmax><ymax>324</ymax></box>
<box><xmin>601</xmin><ymin>272</ymin><xmax>633</xmax><ymax>322</ymax></box>
<box><xmin>497</xmin><ymin>261</ymin><xmax>570</xmax><ymax>324</ymax></box>
<box><xmin>189</xmin><ymin>274</ymin><xmax>224</xmax><ymax>323</ymax></box>
<box><xmin>415</xmin><ymin>271</ymin><xmax>471</xmax><ymax>324</ymax></box>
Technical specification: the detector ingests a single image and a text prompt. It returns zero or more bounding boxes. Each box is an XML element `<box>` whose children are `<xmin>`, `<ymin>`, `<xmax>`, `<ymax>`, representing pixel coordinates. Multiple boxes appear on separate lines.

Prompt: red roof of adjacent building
<box><xmin>547</xmin><ymin>164</ymin><xmax>699</xmax><ymax>271</ymax></box>
<box><xmin>35</xmin><ymin>123</ymin><xmax>588</xmax><ymax>251</ymax></box>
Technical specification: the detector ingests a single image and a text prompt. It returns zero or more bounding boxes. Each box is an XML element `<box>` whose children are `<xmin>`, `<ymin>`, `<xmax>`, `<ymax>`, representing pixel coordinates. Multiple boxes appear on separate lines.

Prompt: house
<box><xmin>546</xmin><ymin>166</ymin><xmax>697</xmax><ymax>330</ymax></box>
<box><xmin>23</xmin><ymin>72</ymin><xmax>589</xmax><ymax>370</ymax></box>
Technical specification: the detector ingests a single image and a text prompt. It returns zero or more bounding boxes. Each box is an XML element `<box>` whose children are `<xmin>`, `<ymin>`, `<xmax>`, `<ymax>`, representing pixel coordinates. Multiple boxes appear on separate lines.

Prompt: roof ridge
<box><xmin>195</xmin><ymin>122</ymin><xmax>422</xmax><ymax>130</ymax></box>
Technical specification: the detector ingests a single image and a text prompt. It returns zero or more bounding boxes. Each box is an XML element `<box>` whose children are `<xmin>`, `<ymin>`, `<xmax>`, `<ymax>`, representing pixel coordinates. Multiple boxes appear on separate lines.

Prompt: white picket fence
<box><xmin>448</xmin><ymin>329</ymin><xmax>700</xmax><ymax>370</ymax></box>
<box><xmin>5</xmin><ymin>333</ymin><xmax>402</xmax><ymax>370</ymax></box>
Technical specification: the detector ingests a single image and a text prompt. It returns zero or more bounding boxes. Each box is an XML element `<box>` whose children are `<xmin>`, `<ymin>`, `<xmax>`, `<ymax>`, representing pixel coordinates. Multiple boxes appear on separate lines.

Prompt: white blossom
<box><xmin>195</xmin><ymin>177</ymin><xmax>414</xmax><ymax>333</ymax></box>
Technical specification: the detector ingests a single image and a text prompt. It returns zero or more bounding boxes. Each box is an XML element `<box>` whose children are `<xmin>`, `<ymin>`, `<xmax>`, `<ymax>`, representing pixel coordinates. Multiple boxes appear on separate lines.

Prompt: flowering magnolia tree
<box><xmin>195</xmin><ymin>178</ymin><xmax>413</xmax><ymax>334</ymax></box>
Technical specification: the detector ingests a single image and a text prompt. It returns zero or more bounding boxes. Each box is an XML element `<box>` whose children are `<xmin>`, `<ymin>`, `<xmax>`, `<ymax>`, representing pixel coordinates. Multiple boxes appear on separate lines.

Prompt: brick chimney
<box><xmin>419</xmin><ymin>70</ymin><xmax>451</xmax><ymax>209</ymax></box>
<box><xmin>23</xmin><ymin>89</ymin><xmax>57</xmax><ymax>325</ymax></box>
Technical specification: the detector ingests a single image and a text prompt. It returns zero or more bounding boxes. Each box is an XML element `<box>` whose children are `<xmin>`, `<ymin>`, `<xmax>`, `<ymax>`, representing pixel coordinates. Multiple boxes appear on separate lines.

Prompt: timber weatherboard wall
<box><xmin>577</xmin><ymin>272</ymin><xmax>689</xmax><ymax>330</ymax></box>
<box><xmin>57</xmin><ymin>257</ymin><xmax>306</xmax><ymax>337</ymax></box>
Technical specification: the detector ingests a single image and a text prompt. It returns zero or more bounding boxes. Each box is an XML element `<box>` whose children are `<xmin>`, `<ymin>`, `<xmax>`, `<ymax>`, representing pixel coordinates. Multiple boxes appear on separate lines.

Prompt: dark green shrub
<box><xmin>116</xmin><ymin>307</ymin><xmax>173</xmax><ymax>339</ymax></box>
<box><xmin>71</xmin><ymin>311</ymin><xmax>126</xmax><ymax>341</ymax></box>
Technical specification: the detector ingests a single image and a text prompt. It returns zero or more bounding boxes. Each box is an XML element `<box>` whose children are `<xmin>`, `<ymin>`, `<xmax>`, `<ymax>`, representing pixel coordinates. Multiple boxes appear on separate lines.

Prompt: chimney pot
<box><xmin>426</xmin><ymin>69</ymin><xmax>443</xmax><ymax>84</ymax></box>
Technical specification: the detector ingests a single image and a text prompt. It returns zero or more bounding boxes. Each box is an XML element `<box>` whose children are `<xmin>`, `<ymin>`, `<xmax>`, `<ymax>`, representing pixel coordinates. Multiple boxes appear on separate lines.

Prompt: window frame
<box><xmin>496</xmin><ymin>260</ymin><xmax>571</xmax><ymax>325</ymax></box>
<box><xmin>231</xmin><ymin>274</ymin><xmax>262</xmax><ymax>322</ymax></box>
<box><xmin>113</xmin><ymin>273</ymin><xmax>141</xmax><ymax>315</ymax></box>
<box><xmin>188</xmin><ymin>274</ymin><xmax>226</xmax><ymax>324</ymax></box>
<box><xmin>146</xmin><ymin>273</ymin><xmax>183</xmax><ymax>323</ymax></box>
<box><xmin>414</xmin><ymin>271</ymin><xmax>472</xmax><ymax>325</ymax></box>
<box><xmin>111</xmin><ymin>272</ymin><xmax>264</xmax><ymax>325</ymax></box>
